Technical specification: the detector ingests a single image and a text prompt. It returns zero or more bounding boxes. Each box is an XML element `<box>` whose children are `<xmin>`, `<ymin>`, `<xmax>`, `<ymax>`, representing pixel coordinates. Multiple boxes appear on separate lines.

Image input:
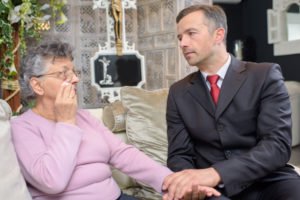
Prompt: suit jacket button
<box><xmin>225</xmin><ymin>150</ymin><xmax>232</xmax><ymax>159</ymax></box>
<box><xmin>217</xmin><ymin>124</ymin><xmax>224</xmax><ymax>132</ymax></box>
<box><xmin>241</xmin><ymin>184</ymin><xmax>249</xmax><ymax>189</ymax></box>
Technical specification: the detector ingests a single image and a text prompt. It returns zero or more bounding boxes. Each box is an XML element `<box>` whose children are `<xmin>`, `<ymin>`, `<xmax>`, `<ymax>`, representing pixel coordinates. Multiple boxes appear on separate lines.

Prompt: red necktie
<box><xmin>207</xmin><ymin>75</ymin><xmax>220</xmax><ymax>105</ymax></box>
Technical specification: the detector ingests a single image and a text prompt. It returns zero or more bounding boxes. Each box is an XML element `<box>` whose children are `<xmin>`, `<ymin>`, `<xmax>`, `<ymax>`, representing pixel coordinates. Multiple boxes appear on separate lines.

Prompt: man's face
<box><xmin>177</xmin><ymin>11</ymin><xmax>218</xmax><ymax>67</ymax></box>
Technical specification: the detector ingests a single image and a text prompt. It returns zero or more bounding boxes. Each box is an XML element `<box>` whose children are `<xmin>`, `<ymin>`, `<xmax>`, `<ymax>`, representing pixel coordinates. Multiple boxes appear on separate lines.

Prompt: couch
<box><xmin>1</xmin><ymin>83</ymin><xmax>300</xmax><ymax>200</ymax></box>
<box><xmin>88</xmin><ymin>87</ymin><xmax>170</xmax><ymax>200</ymax></box>
<box><xmin>285</xmin><ymin>81</ymin><xmax>300</xmax><ymax>146</ymax></box>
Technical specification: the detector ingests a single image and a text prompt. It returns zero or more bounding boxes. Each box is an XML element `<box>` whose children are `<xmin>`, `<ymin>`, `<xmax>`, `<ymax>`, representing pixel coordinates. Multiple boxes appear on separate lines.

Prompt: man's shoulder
<box><xmin>243</xmin><ymin>60</ymin><xmax>280</xmax><ymax>72</ymax></box>
<box><xmin>170</xmin><ymin>71</ymin><xmax>199</xmax><ymax>90</ymax></box>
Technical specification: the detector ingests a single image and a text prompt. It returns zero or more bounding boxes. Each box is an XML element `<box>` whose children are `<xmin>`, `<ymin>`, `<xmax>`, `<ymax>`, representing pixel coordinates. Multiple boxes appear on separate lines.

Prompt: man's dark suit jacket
<box><xmin>167</xmin><ymin>56</ymin><xmax>298</xmax><ymax>197</ymax></box>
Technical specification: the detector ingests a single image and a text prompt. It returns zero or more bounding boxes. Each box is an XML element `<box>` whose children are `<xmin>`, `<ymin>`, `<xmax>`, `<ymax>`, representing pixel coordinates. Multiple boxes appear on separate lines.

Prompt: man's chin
<box><xmin>186</xmin><ymin>60</ymin><xmax>197</xmax><ymax>66</ymax></box>
<box><xmin>185</xmin><ymin>57</ymin><xmax>201</xmax><ymax>67</ymax></box>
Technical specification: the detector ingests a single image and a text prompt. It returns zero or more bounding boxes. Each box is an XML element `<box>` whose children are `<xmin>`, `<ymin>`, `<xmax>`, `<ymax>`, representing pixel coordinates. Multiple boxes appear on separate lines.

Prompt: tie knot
<box><xmin>207</xmin><ymin>75</ymin><xmax>219</xmax><ymax>85</ymax></box>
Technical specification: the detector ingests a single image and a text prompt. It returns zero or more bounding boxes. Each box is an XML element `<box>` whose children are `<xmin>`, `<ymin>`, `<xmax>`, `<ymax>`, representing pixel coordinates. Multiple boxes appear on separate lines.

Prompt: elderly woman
<box><xmin>10</xmin><ymin>40</ymin><xmax>173</xmax><ymax>200</ymax></box>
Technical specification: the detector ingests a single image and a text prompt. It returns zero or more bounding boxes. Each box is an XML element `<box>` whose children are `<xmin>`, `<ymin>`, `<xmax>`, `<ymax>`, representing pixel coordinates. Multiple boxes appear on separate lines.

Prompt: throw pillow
<box><xmin>102</xmin><ymin>100</ymin><xmax>126</xmax><ymax>133</ymax></box>
<box><xmin>0</xmin><ymin>99</ymin><xmax>32</xmax><ymax>200</ymax></box>
<box><xmin>120</xmin><ymin>87</ymin><xmax>169</xmax><ymax>165</ymax></box>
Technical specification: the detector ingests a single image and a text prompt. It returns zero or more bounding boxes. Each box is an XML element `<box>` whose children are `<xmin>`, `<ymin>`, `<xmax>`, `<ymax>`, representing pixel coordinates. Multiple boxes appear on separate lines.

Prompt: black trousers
<box><xmin>117</xmin><ymin>192</ymin><xmax>138</xmax><ymax>200</ymax></box>
<box><xmin>206</xmin><ymin>178</ymin><xmax>300</xmax><ymax>200</ymax></box>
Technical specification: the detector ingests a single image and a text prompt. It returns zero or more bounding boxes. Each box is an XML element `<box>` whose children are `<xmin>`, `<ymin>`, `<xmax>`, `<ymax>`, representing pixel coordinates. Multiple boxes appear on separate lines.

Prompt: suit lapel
<box><xmin>215</xmin><ymin>57</ymin><xmax>247</xmax><ymax>119</ymax></box>
<box><xmin>187</xmin><ymin>72</ymin><xmax>215</xmax><ymax>117</ymax></box>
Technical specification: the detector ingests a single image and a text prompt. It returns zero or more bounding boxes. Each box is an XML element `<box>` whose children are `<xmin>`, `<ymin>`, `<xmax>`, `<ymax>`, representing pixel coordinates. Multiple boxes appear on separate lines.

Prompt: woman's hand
<box><xmin>163</xmin><ymin>185</ymin><xmax>221</xmax><ymax>200</ymax></box>
<box><xmin>54</xmin><ymin>81</ymin><xmax>77</xmax><ymax>124</ymax></box>
<box><xmin>163</xmin><ymin>184</ymin><xmax>221</xmax><ymax>200</ymax></box>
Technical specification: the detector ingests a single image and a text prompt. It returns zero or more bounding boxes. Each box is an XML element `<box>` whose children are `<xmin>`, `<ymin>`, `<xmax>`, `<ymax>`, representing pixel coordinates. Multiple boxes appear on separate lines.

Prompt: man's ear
<box><xmin>214</xmin><ymin>28</ymin><xmax>225</xmax><ymax>45</ymax></box>
<box><xmin>30</xmin><ymin>78</ymin><xmax>44</xmax><ymax>96</ymax></box>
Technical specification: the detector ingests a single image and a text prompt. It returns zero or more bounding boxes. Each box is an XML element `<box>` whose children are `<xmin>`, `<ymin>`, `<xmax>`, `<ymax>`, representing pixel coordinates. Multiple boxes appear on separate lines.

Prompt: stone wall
<box><xmin>137</xmin><ymin>0</ymin><xmax>212</xmax><ymax>90</ymax></box>
<box><xmin>42</xmin><ymin>0</ymin><xmax>212</xmax><ymax>108</ymax></box>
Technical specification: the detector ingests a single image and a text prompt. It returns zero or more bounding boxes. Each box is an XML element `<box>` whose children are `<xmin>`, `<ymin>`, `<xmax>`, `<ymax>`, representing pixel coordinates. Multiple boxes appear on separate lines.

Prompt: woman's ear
<box><xmin>30</xmin><ymin>78</ymin><xmax>44</xmax><ymax>96</ymax></box>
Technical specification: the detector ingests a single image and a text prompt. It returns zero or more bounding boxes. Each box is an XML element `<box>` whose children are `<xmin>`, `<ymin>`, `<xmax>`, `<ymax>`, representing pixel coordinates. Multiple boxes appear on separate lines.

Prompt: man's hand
<box><xmin>163</xmin><ymin>184</ymin><xmax>221</xmax><ymax>200</ymax></box>
<box><xmin>54</xmin><ymin>81</ymin><xmax>77</xmax><ymax>124</ymax></box>
<box><xmin>162</xmin><ymin>168</ymin><xmax>221</xmax><ymax>200</ymax></box>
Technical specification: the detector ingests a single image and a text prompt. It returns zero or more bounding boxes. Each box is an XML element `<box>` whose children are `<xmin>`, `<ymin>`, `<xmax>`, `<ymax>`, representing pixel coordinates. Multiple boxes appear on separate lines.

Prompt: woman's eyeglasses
<box><xmin>35</xmin><ymin>69</ymin><xmax>81</xmax><ymax>81</ymax></box>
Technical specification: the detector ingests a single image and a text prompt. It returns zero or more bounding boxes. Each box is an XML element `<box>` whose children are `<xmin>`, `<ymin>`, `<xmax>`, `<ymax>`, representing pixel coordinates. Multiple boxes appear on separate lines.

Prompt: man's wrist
<box><xmin>209</xmin><ymin>167</ymin><xmax>222</xmax><ymax>186</ymax></box>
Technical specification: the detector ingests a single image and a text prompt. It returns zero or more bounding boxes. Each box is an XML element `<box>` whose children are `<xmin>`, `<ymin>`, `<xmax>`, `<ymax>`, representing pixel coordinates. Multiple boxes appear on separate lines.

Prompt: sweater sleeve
<box><xmin>85</xmin><ymin>112</ymin><xmax>173</xmax><ymax>193</ymax></box>
<box><xmin>11</xmin><ymin>116</ymin><xmax>83</xmax><ymax>194</ymax></box>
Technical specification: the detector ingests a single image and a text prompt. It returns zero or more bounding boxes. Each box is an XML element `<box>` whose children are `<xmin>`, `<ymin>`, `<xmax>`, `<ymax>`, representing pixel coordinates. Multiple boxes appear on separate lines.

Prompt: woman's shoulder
<box><xmin>11</xmin><ymin>110</ymin><xmax>36</xmax><ymax>125</ymax></box>
<box><xmin>76</xmin><ymin>109</ymin><xmax>94</xmax><ymax>120</ymax></box>
<box><xmin>10</xmin><ymin>110</ymin><xmax>42</xmax><ymax>137</ymax></box>
<box><xmin>76</xmin><ymin>109</ymin><xmax>103</xmax><ymax>126</ymax></box>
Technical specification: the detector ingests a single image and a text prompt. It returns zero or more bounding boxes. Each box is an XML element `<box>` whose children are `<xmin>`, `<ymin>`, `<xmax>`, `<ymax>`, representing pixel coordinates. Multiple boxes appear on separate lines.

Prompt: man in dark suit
<box><xmin>162</xmin><ymin>4</ymin><xmax>300</xmax><ymax>200</ymax></box>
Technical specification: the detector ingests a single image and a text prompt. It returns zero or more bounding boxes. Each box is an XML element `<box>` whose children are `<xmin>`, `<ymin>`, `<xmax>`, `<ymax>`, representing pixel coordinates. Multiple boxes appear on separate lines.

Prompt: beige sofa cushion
<box><xmin>285</xmin><ymin>81</ymin><xmax>300</xmax><ymax>146</ymax></box>
<box><xmin>102</xmin><ymin>100</ymin><xmax>126</xmax><ymax>132</ymax></box>
<box><xmin>85</xmin><ymin>108</ymin><xmax>103</xmax><ymax>123</ymax></box>
<box><xmin>120</xmin><ymin>87</ymin><xmax>169</xmax><ymax>165</ymax></box>
<box><xmin>120</xmin><ymin>87</ymin><xmax>169</xmax><ymax>199</ymax></box>
<box><xmin>0</xmin><ymin>99</ymin><xmax>32</xmax><ymax>200</ymax></box>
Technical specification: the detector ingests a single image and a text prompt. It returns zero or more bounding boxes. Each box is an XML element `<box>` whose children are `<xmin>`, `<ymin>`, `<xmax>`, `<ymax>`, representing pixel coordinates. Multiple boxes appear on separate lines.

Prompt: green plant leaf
<box><xmin>0</xmin><ymin>0</ymin><xmax>68</xmax><ymax>81</ymax></box>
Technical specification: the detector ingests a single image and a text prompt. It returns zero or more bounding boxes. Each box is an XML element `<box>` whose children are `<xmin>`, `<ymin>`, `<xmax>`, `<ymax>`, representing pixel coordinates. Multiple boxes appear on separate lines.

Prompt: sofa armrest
<box><xmin>0</xmin><ymin>99</ymin><xmax>32</xmax><ymax>200</ymax></box>
<box><xmin>285</xmin><ymin>81</ymin><xmax>300</xmax><ymax>146</ymax></box>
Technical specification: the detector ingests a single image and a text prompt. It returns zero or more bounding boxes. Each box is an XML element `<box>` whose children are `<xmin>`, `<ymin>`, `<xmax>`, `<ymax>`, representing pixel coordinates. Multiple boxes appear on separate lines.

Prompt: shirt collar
<box><xmin>201</xmin><ymin>54</ymin><xmax>231</xmax><ymax>81</ymax></box>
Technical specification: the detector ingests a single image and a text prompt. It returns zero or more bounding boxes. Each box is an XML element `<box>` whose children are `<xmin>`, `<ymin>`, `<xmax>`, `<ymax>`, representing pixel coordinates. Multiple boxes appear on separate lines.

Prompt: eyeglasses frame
<box><xmin>35</xmin><ymin>69</ymin><xmax>80</xmax><ymax>81</ymax></box>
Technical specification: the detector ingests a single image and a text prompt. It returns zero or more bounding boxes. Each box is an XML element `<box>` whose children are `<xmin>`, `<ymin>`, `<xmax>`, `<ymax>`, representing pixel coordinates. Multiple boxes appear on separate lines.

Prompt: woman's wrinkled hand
<box><xmin>54</xmin><ymin>81</ymin><xmax>77</xmax><ymax>124</ymax></box>
<box><xmin>163</xmin><ymin>184</ymin><xmax>221</xmax><ymax>200</ymax></box>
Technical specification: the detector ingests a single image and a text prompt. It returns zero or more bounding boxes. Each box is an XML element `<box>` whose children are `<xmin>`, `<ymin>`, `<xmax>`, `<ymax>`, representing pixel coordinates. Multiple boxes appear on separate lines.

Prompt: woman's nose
<box><xmin>72</xmin><ymin>74</ymin><xmax>80</xmax><ymax>83</ymax></box>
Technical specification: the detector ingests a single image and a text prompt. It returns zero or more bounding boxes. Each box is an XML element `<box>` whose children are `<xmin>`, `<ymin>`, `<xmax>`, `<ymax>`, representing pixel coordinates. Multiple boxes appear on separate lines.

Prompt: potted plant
<box><xmin>0</xmin><ymin>0</ymin><xmax>68</xmax><ymax>112</ymax></box>
<box><xmin>0</xmin><ymin>0</ymin><xmax>67</xmax><ymax>84</ymax></box>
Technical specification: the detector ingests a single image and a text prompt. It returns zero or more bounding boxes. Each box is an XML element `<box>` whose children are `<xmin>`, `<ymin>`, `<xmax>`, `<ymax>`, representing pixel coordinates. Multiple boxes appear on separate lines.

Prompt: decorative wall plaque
<box><xmin>90</xmin><ymin>52</ymin><xmax>145</xmax><ymax>102</ymax></box>
<box><xmin>92</xmin><ymin>0</ymin><xmax>145</xmax><ymax>103</ymax></box>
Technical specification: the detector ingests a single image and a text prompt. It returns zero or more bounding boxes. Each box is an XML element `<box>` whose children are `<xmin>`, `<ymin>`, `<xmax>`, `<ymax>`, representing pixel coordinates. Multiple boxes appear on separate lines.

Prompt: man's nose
<box><xmin>179</xmin><ymin>36</ymin><xmax>189</xmax><ymax>48</ymax></box>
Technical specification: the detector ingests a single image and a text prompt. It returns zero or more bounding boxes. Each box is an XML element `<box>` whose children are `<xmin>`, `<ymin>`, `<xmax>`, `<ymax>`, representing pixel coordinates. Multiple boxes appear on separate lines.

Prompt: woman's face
<box><xmin>37</xmin><ymin>57</ymin><xmax>79</xmax><ymax>102</ymax></box>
